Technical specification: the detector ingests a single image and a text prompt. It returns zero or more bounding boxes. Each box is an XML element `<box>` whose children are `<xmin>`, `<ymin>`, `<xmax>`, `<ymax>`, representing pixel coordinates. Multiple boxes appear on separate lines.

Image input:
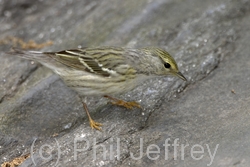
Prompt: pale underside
<box><xmin>56</xmin><ymin>68</ymin><xmax>154</xmax><ymax>96</ymax></box>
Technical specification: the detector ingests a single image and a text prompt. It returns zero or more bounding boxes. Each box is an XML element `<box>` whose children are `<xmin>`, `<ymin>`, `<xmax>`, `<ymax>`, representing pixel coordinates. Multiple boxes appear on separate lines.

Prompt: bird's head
<box><xmin>142</xmin><ymin>48</ymin><xmax>187</xmax><ymax>81</ymax></box>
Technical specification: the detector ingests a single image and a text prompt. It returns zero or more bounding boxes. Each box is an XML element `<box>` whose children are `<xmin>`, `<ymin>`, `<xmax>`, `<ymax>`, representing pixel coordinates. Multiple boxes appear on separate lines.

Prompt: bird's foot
<box><xmin>104</xmin><ymin>95</ymin><xmax>142</xmax><ymax>109</ymax></box>
<box><xmin>89</xmin><ymin>118</ymin><xmax>102</xmax><ymax>131</ymax></box>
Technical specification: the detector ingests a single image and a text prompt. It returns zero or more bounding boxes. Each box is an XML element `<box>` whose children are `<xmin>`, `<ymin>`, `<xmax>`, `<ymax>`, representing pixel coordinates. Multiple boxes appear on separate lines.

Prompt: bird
<box><xmin>10</xmin><ymin>46</ymin><xmax>187</xmax><ymax>130</ymax></box>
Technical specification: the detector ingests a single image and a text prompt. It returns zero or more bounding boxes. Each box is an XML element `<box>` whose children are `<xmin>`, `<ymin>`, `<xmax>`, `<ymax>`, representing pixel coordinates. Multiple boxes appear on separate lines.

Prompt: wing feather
<box><xmin>47</xmin><ymin>49</ymin><xmax>112</xmax><ymax>76</ymax></box>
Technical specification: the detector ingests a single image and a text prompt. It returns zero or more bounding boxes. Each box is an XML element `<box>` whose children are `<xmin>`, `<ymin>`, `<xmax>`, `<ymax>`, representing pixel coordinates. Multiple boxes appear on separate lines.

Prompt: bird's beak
<box><xmin>176</xmin><ymin>71</ymin><xmax>187</xmax><ymax>81</ymax></box>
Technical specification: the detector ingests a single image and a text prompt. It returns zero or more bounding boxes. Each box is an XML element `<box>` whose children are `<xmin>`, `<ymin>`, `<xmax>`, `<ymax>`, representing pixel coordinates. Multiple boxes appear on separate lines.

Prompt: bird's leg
<box><xmin>82</xmin><ymin>101</ymin><xmax>102</xmax><ymax>131</ymax></box>
<box><xmin>104</xmin><ymin>95</ymin><xmax>141</xmax><ymax>109</ymax></box>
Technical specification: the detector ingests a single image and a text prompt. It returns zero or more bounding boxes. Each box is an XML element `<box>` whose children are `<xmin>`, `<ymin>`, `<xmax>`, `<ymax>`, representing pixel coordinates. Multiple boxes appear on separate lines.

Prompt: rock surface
<box><xmin>0</xmin><ymin>0</ymin><xmax>250</xmax><ymax>166</ymax></box>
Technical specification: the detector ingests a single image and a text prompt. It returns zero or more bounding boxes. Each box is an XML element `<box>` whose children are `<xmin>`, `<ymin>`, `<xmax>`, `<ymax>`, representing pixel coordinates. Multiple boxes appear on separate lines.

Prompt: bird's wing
<box><xmin>47</xmin><ymin>48</ymin><xmax>125</xmax><ymax>77</ymax></box>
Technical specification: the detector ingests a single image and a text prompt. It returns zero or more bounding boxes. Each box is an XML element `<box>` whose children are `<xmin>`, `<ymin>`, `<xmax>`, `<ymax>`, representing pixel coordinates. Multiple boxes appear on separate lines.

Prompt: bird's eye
<box><xmin>164</xmin><ymin>63</ymin><xmax>171</xmax><ymax>68</ymax></box>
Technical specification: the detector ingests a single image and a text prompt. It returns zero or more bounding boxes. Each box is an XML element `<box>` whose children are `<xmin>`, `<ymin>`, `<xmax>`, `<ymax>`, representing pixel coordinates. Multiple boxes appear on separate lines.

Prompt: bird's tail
<box><xmin>8</xmin><ymin>48</ymin><xmax>71</xmax><ymax>75</ymax></box>
<box><xmin>8</xmin><ymin>48</ymin><xmax>47</xmax><ymax>61</ymax></box>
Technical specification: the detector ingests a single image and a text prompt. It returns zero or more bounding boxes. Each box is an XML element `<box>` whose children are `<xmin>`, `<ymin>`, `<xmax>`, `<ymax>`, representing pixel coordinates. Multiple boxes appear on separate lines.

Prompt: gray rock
<box><xmin>0</xmin><ymin>0</ymin><xmax>250</xmax><ymax>166</ymax></box>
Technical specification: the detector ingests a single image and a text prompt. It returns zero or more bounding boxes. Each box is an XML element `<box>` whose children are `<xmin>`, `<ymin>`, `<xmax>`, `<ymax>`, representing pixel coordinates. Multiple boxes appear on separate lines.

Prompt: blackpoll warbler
<box><xmin>11</xmin><ymin>47</ymin><xmax>186</xmax><ymax>130</ymax></box>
